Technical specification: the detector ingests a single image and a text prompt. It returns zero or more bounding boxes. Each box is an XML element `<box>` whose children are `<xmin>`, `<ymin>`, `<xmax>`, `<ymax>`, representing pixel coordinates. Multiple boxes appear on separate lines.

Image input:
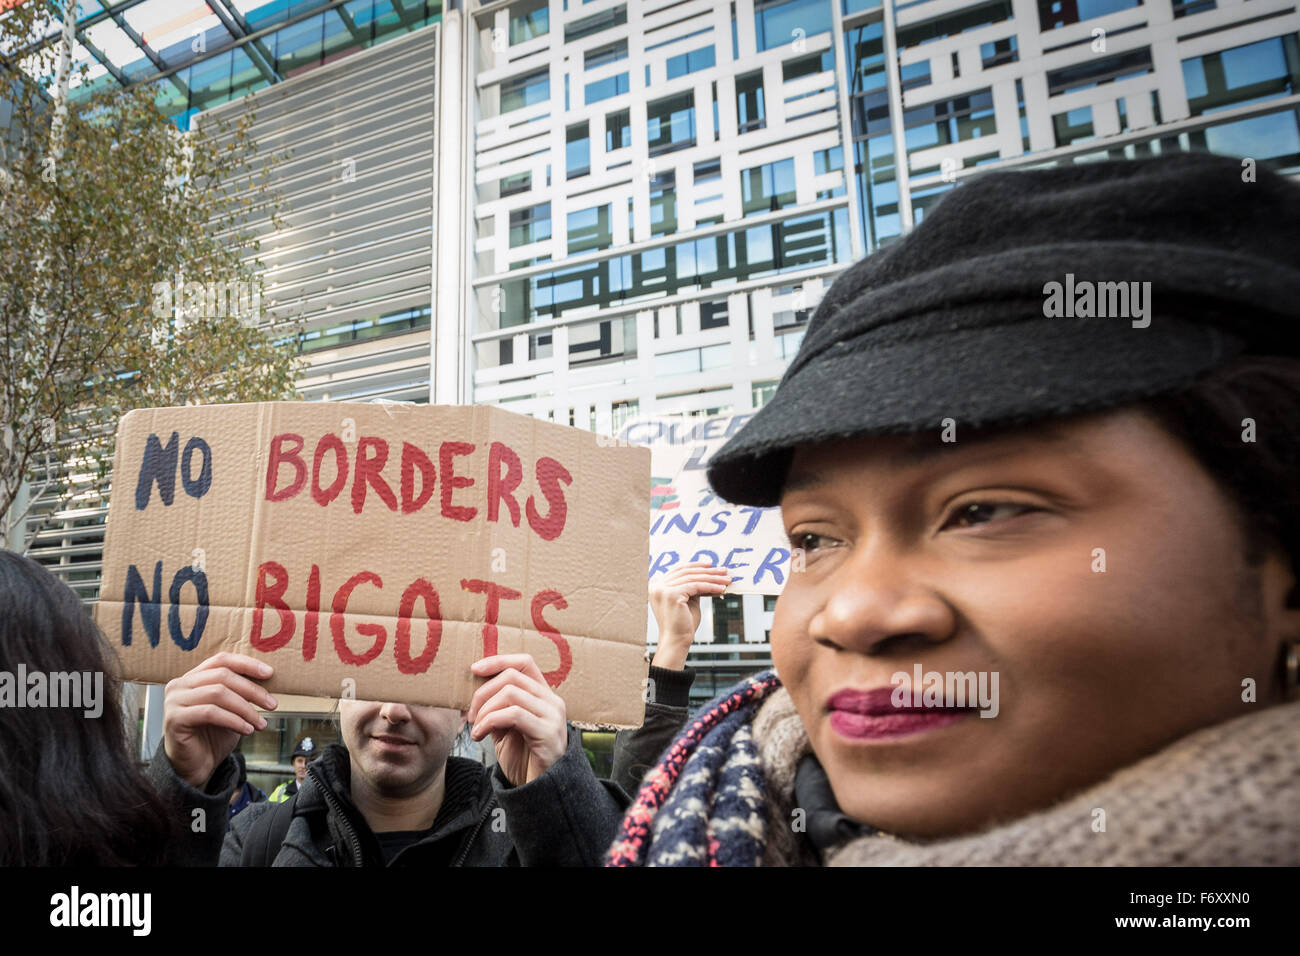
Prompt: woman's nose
<box><xmin>808</xmin><ymin>545</ymin><xmax>956</xmax><ymax>655</ymax></box>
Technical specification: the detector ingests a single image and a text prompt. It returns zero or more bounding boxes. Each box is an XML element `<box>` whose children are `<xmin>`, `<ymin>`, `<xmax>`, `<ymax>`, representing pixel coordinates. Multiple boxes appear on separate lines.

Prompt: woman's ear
<box><xmin>1262</xmin><ymin>549</ymin><xmax>1300</xmax><ymax>621</ymax></box>
<box><xmin>1260</xmin><ymin>551</ymin><xmax>1300</xmax><ymax>701</ymax></box>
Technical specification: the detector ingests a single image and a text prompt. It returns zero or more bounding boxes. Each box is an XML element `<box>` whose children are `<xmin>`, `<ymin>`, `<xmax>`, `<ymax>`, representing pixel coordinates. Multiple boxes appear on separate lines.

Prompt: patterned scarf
<box><xmin>605</xmin><ymin>671</ymin><xmax>782</xmax><ymax>867</ymax></box>
<box><xmin>607</xmin><ymin>672</ymin><xmax>1300</xmax><ymax>866</ymax></box>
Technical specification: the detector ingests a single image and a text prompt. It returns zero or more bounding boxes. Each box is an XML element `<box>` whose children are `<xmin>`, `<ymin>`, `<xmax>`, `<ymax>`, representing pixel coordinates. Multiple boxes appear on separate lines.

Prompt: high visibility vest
<box><xmin>267</xmin><ymin>780</ymin><xmax>299</xmax><ymax>803</ymax></box>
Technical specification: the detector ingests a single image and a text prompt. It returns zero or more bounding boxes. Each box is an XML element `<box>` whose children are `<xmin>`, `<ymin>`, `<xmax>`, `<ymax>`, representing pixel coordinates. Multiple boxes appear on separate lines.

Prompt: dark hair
<box><xmin>0</xmin><ymin>551</ymin><xmax>177</xmax><ymax>865</ymax></box>
<box><xmin>1144</xmin><ymin>355</ymin><xmax>1300</xmax><ymax>588</ymax></box>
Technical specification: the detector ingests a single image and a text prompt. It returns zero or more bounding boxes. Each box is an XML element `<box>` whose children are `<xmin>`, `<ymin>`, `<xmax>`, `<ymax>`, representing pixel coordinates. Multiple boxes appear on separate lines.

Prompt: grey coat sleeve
<box><xmin>220</xmin><ymin>800</ymin><xmax>277</xmax><ymax>866</ymax></box>
<box><xmin>491</xmin><ymin>725</ymin><xmax>631</xmax><ymax>866</ymax></box>
<box><xmin>144</xmin><ymin>738</ymin><xmax>239</xmax><ymax>866</ymax></box>
<box><xmin>610</xmin><ymin>665</ymin><xmax>696</xmax><ymax>798</ymax></box>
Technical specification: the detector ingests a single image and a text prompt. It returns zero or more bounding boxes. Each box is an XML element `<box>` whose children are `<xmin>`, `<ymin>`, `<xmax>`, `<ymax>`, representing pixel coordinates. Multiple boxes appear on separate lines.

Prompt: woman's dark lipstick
<box><xmin>826</xmin><ymin>688</ymin><xmax>973</xmax><ymax>740</ymax></box>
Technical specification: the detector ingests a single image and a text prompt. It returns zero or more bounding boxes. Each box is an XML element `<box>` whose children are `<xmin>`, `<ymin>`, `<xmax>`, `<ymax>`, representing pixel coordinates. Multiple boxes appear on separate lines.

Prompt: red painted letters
<box><xmin>265</xmin><ymin>435</ymin><xmax>307</xmax><ymax>502</ymax></box>
<box><xmin>251</xmin><ymin>561</ymin><xmax>294</xmax><ymax>651</ymax></box>
<box><xmin>262</xmin><ymin>434</ymin><xmax>571</xmax><ymax>542</ymax></box>
<box><xmin>249</xmin><ymin>562</ymin><xmax>570</xmax><ymax>685</ymax></box>
<box><xmin>395</xmin><ymin>578</ymin><xmax>442</xmax><ymax>674</ymax></box>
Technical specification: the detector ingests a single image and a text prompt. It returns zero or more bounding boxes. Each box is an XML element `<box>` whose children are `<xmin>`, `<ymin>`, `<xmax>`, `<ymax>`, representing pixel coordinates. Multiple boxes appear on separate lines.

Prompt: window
<box><xmin>1182</xmin><ymin>34</ymin><xmax>1300</xmax><ymax>117</ymax></box>
<box><xmin>500</xmin><ymin>70</ymin><xmax>549</xmax><ymax>113</ymax></box>
<box><xmin>648</xmin><ymin>92</ymin><xmax>696</xmax><ymax>155</ymax></box>
<box><xmin>980</xmin><ymin>36</ymin><xmax>1018</xmax><ymax>68</ymax></box>
<box><xmin>296</xmin><ymin>307</ymin><xmax>431</xmax><ymax>355</ymax></box>
<box><xmin>509</xmin><ymin>0</ymin><xmax>549</xmax><ymax>44</ymax></box>
<box><xmin>499</xmin><ymin>208</ymin><xmax>849</xmax><ymax>325</ymax></box>
<box><xmin>814</xmin><ymin>146</ymin><xmax>845</xmax><ymax>199</ymax></box>
<box><xmin>509</xmin><ymin>203</ymin><xmax>551</xmax><ymax>247</ymax></box>
<box><xmin>1190</xmin><ymin>108</ymin><xmax>1300</xmax><ymax>171</ymax></box>
<box><xmin>611</xmin><ymin>399</ymin><xmax>640</xmax><ymax>433</ymax></box>
<box><xmin>700</xmin><ymin>299</ymin><xmax>730</xmax><ymax>329</ymax></box>
<box><xmin>712</xmin><ymin>593</ymin><xmax>744</xmax><ymax>642</ymax></box>
<box><xmin>741</xmin><ymin>158</ymin><xmax>797</xmax><ymax>215</ymax></box>
<box><xmin>565</xmin><ymin>5</ymin><xmax>627</xmax><ymax>42</ymax></box>
<box><xmin>530</xmin><ymin>331</ymin><xmax>553</xmax><ymax>360</ymax></box>
<box><xmin>783</xmin><ymin>50</ymin><xmax>835</xmax><ymax>82</ymax></box>
<box><xmin>567</xmin><ymin>205</ymin><xmax>612</xmax><ymax>253</ymax></box>
<box><xmin>500</xmin><ymin>171</ymin><xmax>531</xmax><ymax>197</ymax></box>
<box><xmin>606</xmin><ymin>108</ymin><xmax>631</xmax><ymax>149</ymax></box>
<box><xmin>585</xmin><ymin>73</ymin><xmax>629</xmax><ymax>104</ymax></box>
<box><xmin>1171</xmin><ymin>0</ymin><xmax>1215</xmax><ymax>17</ymax></box>
<box><xmin>712</xmin><ymin>81</ymin><xmax>720</xmax><ymax>141</ymax></box>
<box><xmin>846</xmin><ymin>20</ymin><xmax>886</xmax><ymax>91</ymax></box>
<box><xmin>1017</xmin><ymin>78</ymin><xmax>1030</xmax><ymax>150</ymax></box>
<box><xmin>650</xmin><ymin>171</ymin><xmax>677</xmax><ymax>236</ymax></box>
<box><xmin>694</xmin><ymin>157</ymin><xmax>722</xmax><ymax>183</ymax></box>
<box><xmin>1047</xmin><ymin>48</ymin><xmax>1152</xmax><ymax>96</ymax></box>
<box><xmin>902</xmin><ymin>89</ymin><xmax>997</xmax><ymax>154</ymax></box>
<box><xmin>569</xmin><ymin>316</ymin><xmax>635</xmax><ymax>365</ymax></box>
<box><xmin>896</xmin><ymin>0</ymin><xmax>1012</xmax><ymax>50</ymax></box>
<box><xmin>585</xmin><ymin>39</ymin><xmax>628</xmax><ymax>69</ymax></box>
<box><xmin>567</xmin><ymin>123</ymin><xmax>590</xmax><ymax>179</ymax></box>
<box><xmin>667</xmin><ymin>46</ymin><xmax>716</xmax><ymax>79</ymax></box>
<box><xmin>1037</xmin><ymin>0</ymin><xmax>1140</xmax><ymax>31</ymax></box>
<box><xmin>1053</xmin><ymin>106</ymin><xmax>1095</xmax><ymax>146</ymax></box>
<box><xmin>753</xmin><ymin>380</ymin><xmax>779</xmax><ymax>406</ymax></box>
<box><xmin>772</xmin><ymin>287</ymin><xmax>811</xmax><ymax>328</ymax></box>
<box><xmin>736</xmin><ymin>70</ymin><xmax>766</xmax><ymax>133</ymax></box>
<box><xmin>694</xmin><ymin>157</ymin><xmax>724</xmax><ymax>205</ymax></box>
<box><xmin>900</xmin><ymin>61</ymin><xmax>931</xmax><ymax>91</ymax></box>
<box><xmin>755</xmin><ymin>0</ymin><xmax>833</xmax><ymax>53</ymax></box>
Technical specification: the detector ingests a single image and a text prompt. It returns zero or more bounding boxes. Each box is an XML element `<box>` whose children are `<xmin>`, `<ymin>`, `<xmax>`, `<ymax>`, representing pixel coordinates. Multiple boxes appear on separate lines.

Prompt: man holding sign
<box><xmin>93</xmin><ymin>400</ymin><xmax>656</xmax><ymax>865</ymax></box>
<box><xmin>148</xmin><ymin>649</ymin><xmax>629</xmax><ymax>866</ymax></box>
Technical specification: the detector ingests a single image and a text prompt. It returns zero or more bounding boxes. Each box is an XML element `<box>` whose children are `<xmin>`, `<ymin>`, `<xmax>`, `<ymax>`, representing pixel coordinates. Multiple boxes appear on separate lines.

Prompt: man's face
<box><xmin>774</xmin><ymin>408</ymin><xmax>1293</xmax><ymax>838</ymax></box>
<box><xmin>292</xmin><ymin>755</ymin><xmax>307</xmax><ymax>782</ymax></box>
<box><xmin>338</xmin><ymin>699</ymin><xmax>464</xmax><ymax>797</ymax></box>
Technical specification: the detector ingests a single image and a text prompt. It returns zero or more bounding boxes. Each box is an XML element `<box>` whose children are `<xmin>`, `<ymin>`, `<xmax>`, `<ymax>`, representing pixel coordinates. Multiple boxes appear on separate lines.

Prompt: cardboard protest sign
<box><xmin>612</xmin><ymin>414</ymin><xmax>791</xmax><ymax>596</ymax></box>
<box><xmin>94</xmin><ymin>402</ymin><xmax>651</xmax><ymax>727</ymax></box>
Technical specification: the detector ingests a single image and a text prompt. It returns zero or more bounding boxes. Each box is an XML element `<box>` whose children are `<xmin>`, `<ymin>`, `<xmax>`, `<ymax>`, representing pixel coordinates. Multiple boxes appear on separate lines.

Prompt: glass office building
<box><xmin>464</xmin><ymin>0</ymin><xmax>1299</xmax><ymax>704</ymax></box>
<box><xmin>13</xmin><ymin>0</ymin><xmax>1300</xmax><ymax>713</ymax></box>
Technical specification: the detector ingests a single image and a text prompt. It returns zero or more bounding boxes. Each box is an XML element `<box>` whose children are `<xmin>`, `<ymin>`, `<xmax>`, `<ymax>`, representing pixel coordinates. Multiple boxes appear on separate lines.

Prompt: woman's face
<box><xmin>773</xmin><ymin>408</ymin><xmax>1296</xmax><ymax>838</ymax></box>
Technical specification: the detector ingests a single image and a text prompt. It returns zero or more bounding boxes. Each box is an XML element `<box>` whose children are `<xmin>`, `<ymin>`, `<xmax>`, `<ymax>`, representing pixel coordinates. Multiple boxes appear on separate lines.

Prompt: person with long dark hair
<box><xmin>0</xmin><ymin>550</ymin><xmax>176</xmax><ymax>865</ymax></box>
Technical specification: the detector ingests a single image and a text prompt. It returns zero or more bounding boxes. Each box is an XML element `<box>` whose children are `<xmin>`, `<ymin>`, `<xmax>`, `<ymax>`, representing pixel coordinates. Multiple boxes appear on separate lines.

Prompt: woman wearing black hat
<box><xmin>606</xmin><ymin>152</ymin><xmax>1300</xmax><ymax>866</ymax></box>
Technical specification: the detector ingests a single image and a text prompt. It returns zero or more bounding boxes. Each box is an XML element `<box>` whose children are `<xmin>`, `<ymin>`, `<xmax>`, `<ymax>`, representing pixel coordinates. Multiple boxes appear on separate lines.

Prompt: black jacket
<box><xmin>147</xmin><ymin>727</ymin><xmax>631</xmax><ymax>867</ymax></box>
<box><xmin>611</xmin><ymin>665</ymin><xmax>696</xmax><ymax>797</ymax></box>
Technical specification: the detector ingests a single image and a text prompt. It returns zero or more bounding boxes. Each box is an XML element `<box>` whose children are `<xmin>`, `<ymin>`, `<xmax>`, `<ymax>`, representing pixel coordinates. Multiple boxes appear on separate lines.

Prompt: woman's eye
<box><xmin>941</xmin><ymin>502</ymin><xmax>1037</xmax><ymax>530</ymax></box>
<box><xmin>789</xmin><ymin>531</ymin><xmax>834</xmax><ymax>552</ymax></box>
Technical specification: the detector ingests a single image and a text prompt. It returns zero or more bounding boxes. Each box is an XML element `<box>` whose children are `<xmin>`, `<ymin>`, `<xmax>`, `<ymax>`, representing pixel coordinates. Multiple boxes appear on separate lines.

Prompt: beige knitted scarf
<box><xmin>754</xmin><ymin>688</ymin><xmax>1300</xmax><ymax>866</ymax></box>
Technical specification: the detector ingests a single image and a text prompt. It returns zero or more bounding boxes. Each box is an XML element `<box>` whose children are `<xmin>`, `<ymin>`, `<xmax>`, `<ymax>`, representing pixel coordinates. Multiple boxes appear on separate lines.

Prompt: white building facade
<box><xmin>21</xmin><ymin>0</ymin><xmax>1300</xmax><ymax>705</ymax></box>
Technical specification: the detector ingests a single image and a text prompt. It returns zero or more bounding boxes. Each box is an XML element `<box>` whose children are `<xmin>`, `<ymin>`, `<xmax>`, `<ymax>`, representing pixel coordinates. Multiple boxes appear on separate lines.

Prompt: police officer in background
<box><xmin>267</xmin><ymin>737</ymin><xmax>315</xmax><ymax>803</ymax></box>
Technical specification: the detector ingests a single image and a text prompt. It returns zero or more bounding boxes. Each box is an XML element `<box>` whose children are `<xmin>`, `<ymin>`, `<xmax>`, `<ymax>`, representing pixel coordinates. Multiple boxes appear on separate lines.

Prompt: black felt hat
<box><xmin>707</xmin><ymin>152</ymin><xmax>1300</xmax><ymax>507</ymax></box>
